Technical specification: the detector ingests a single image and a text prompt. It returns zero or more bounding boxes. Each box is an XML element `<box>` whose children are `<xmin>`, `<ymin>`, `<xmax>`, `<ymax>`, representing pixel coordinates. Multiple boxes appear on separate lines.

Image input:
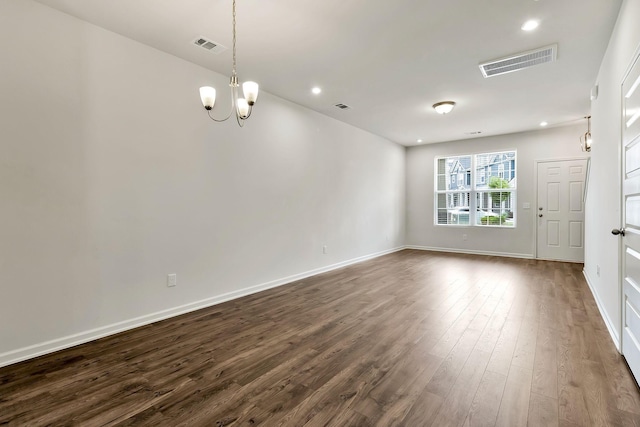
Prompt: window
<box><xmin>435</xmin><ymin>151</ymin><xmax>516</xmax><ymax>227</ymax></box>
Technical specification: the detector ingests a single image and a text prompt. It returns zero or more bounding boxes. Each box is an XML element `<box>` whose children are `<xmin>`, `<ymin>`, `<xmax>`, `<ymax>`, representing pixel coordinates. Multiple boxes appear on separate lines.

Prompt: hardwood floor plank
<box><xmin>528</xmin><ymin>392</ymin><xmax>559</xmax><ymax>427</ymax></box>
<box><xmin>557</xmin><ymin>329</ymin><xmax>591</xmax><ymax>426</ymax></box>
<box><xmin>463</xmin><ymin>370</ymin><xmax>507</xmax><ymax>427</ymax></box>
<box><xmin>0</xmin><ymin>251</ymin><xmax>638</xmax><ymax>426</ymax></box>
<box><xmin>511</xmin><ymin>318</ymin><xmax>538</xmax><ymax>369</ymax></box>
<box><xmin>430</xmin><ymin>348</ymin><xmax>492</xmax><ymax>426</ymax></box>
<box><xmin>532</xmin><ymin>325</ymin><xmax>558</xmax><ymax>399</ymax></box>
<box><xmin>485</xmin><ymin>317</ymin><xmax>522</xmax><ymax>376</ymax></box>
<box><xmin>495</xmin><ymin>364</ymin><xmax>532</xmax><ymax>427</ymax></box>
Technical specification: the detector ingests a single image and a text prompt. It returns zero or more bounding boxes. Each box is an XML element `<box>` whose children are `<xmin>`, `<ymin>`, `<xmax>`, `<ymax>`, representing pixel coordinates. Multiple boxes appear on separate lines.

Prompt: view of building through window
<box><xmin>435</xmin><ymin>151</ymin><xmax>516</xmax><ymax>227</ymax></box>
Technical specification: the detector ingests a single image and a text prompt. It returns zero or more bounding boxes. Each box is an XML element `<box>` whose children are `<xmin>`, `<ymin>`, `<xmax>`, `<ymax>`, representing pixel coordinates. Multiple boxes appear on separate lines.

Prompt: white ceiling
<box><xmin>34</xmin><ymin>0</ymin><xmax>621</xmax><ymax>146</ymax></box>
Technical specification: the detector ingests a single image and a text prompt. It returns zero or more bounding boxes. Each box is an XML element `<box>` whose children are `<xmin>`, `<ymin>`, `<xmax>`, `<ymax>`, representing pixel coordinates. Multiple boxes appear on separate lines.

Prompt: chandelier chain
<box><xmin>232</xmin><ymin>0</ymin><xmax>237</xmax><ymax>77</ymax></box>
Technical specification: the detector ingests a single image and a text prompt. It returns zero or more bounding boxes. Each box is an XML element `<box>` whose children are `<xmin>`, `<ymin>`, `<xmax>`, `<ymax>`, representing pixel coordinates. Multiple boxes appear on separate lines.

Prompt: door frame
<box><xmin>534</xmin><ymin>157</ymin><xmax>590</xmax><ymax>261</ymax></box>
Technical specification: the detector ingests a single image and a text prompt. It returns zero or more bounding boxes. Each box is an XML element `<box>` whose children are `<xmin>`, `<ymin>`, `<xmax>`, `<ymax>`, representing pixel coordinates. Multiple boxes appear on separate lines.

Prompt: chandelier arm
<box><xmin>207</xmin><ymin>108</ymin><xmax>233</xmax><ymax>122</ymax></box>
<box><xmin>206</xmin><ymin>83</ymin><xmax>238</xmax><ymax>122</ymax></box>
<box><xmin>206</xmin><ymin>95</ymin><xmax>234</xmax><ymax>122</ymax></box>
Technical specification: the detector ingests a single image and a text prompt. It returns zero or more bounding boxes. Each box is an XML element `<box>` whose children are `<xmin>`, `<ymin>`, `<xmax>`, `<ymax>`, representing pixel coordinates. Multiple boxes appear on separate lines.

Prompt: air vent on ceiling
<box><xmin>479</xmin><ymin>44</ymin><xmax>557</xmax><ymax>78</ymax></box>
<box><xmin>193</xmin><ymin>36</ymin><xmax>227</xmax><ymax>54</ymax></box>
<box><xmin>334</xmin><ymin>103</ymin><xmax>351</xmax><ymax>110</ymax></box>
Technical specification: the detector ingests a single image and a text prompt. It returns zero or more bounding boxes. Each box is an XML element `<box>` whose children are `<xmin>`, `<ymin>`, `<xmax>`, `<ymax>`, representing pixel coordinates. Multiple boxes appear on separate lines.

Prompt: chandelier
<box><xmin>199</xmin><ymin>0</ymin><xmax>259</xmax><ymax>126</ymax></box>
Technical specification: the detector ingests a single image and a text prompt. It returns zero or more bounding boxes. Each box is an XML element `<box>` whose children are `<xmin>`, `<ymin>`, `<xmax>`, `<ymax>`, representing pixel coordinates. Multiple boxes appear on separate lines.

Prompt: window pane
<box><xmin>475</xmin><ymin>151</ymin><xmax>516</xmax><ymax>190</ymax></box>
<box><xmin>475</xmin><ymin>191</ymin><xmax>515</xmax><ymax>226</ymax></box>
<box><xmin>436</xmin><ymin>191</ymin><xmax>471</xmax><ymax>225</ymax></box>
<box><xmin>434</xmin><ymin>151</ymin><xmax>516</xmax><ymax>227</ymax></box>
<box><xmin>436</xmin><ymin>155</ymin><xmax>472</xmax><ymax>191</ymax></box>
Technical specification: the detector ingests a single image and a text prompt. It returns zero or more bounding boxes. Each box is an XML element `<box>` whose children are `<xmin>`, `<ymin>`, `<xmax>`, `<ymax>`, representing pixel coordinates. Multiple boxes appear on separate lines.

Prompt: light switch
<box><xmin>523</xmin><ymin>202</ymin><xmax>531</xmax><ymax>209</ymax></box>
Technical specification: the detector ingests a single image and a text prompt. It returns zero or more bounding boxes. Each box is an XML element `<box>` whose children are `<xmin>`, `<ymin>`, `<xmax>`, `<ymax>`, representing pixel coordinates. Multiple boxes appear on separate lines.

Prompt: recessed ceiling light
<box><xmin>540</xmin><ymin>121</ymin><xmax>548</xmax><ymax>127</ymax></box>
<box><xmin>521</xmin><ymin>19</ymin><xmax>539</xmax><ymax>31</ymax></box>
<box><xmin>433</xmin><ymin>101</ymin><xmax>456</xmax><ymax>114</ymax></box>
<box><xmin>417</xmin><ymin>139</ymin><xmax>423</xmax><ymax>143</ymax></box>
<box><xmin>311</xmin><ymin>87</ymin><xmax>322</xmax><ymax>95</ymax></box>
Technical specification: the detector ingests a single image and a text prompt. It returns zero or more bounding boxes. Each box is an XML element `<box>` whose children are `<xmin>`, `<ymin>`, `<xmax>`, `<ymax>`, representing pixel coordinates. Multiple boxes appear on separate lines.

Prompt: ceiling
<box><xmin>34</xmin><ymin>0</ymin><xmax>622</xmax><ymax>146</ymax></box>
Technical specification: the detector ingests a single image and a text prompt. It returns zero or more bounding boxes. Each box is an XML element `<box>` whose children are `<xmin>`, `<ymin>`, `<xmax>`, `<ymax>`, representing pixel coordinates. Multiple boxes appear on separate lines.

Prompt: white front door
<box><xmin>619</xmin><ymin>51</ymin><xmax>640</xmax><ymax>386</ymax></box>
<box><xmin>536</xmin><ymin>159</ymin><xmax>588</xmax><ymax>262</ymax></box>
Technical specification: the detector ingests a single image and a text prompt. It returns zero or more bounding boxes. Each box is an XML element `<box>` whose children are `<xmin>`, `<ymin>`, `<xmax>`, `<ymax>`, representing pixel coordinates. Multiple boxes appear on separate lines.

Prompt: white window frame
<box><xmin>434</xmin><ymin>150</ymin><xmax>517</xmax><ymax>228</ymax></box>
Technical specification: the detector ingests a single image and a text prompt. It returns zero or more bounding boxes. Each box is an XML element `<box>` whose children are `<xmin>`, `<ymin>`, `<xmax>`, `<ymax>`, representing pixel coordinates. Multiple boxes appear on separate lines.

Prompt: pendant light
<box><xmin>199</xmin><ymin>0</ymin><xmax>258</xmax><ymax>127</ymax></box>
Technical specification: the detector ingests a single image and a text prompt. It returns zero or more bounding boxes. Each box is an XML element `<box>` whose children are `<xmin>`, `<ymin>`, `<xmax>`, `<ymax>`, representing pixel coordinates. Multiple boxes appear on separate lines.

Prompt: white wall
<box><xmin>584</xmin><ymin>0</ymin><xmax>640</xmax><ymax>348</ymax></box>
<box><xmin>0</xmin><ymin>0</ymin><xmax>406</xmax><ymax>366</ymax></box>
<box><xmin>406</xmin><ymin>125</ymin><xmax>586</xmax><ymax>258</ymax></box>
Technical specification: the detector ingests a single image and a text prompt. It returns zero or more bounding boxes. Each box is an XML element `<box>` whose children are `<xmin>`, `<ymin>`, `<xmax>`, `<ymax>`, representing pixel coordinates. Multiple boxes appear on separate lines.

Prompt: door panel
<box><xmin>547</xmin><ymin>183</ymin><xmax>560</xmax><ymax>211</ymax></box>
<box><xmin>621</xmin><ymin>52</ymin><xmax>640</xmax><ymax>386</ymax></box>
<box><xmin>569</xmin><ymin>221</ymin><xmax>583</xmax><ymax>247</ymax></box>
<box><xmin>570</xmin><ymin>182</ymin><xmax>583</xmax><ymax>211</ymax></box>
<box><xmin>536</xmin><ymin>160</ymin><xmax>587</xmax><ymax>262</ymax></box>
<box><xmin>547</xmin><ymin>221</ymin><xmax>560</xmax><ymax>246</ymax></box>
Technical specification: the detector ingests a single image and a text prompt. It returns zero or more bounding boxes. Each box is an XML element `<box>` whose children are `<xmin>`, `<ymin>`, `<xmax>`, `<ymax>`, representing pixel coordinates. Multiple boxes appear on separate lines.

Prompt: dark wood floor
<box><xmin>1</xmin><ymin>250</ymin><xmax>639</xmax><ymax>426</ymax></box>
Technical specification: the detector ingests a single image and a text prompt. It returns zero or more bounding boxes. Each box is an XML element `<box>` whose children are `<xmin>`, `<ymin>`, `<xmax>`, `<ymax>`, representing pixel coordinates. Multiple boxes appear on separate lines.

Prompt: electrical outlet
<box><xmin>167</xmin><ymin>273</ymin><xmax>177</xmax><ymax>287</ymax></box>
<box><xmin>462</xmin><ymin>234</ymin><xmax>468</xmax><ymax>241</ymax></box>
<box><xmin>323</xmin><ymin>245</ymin><xmax>328</xmax><ymax>254</ymax></box>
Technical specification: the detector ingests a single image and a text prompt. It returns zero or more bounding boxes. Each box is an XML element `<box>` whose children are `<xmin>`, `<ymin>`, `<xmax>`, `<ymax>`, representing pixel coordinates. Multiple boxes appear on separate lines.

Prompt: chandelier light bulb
<box><xmin>243</xmin><ymin>81</ymin><xmax>259</xmax><ymax>105</ymax></box>
<box><xmin>237</xmin><ymin>98</ymin><xmax>250</xmax><ymax>119</ymax></box>
<box><xmin>199</xmin><ymin>86</ymin><xmax>216</xmax><ymax>110</ymax></box>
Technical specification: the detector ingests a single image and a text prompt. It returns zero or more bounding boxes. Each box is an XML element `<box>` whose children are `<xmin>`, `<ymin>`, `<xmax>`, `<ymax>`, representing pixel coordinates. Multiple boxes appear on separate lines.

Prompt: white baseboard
<box><xmin>405</xmin><ymin>245</ymin><xmax>534</xmax><ymax>260</ymax></box>
<box><xmin>582</xmin><ymin>269</ymin><xmax>621</xmax><ymax>351</ymax></box>
<box><xmin>0</xmin><ymin>246</ymin><xmax>405</xmax><ymax>368</ymax></box>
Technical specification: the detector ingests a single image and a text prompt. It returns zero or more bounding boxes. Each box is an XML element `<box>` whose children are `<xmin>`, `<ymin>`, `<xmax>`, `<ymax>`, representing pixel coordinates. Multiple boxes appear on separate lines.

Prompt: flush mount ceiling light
<box><xmin>199</xmin><ymin>0</ymin><xmax>258</xmax><ymax>127</ymax></box>
<box><xmin>311</xmin><ymin>87</ymin><xmax>322</xmax><ymax>95</ymax></box>
<box><xmin>433</xmin><ymin>101</ymin><xmax>456</xmax><ymax>114</ymax></box>
<box><xmin>580</xmin><ymin>115</ymin><xmax>592</xmax><ymax>152</ymax></box>
<box><xmin>521</xmin><ymin>19</ymin><xmax>540</xmax><ymax>31</ymax></box>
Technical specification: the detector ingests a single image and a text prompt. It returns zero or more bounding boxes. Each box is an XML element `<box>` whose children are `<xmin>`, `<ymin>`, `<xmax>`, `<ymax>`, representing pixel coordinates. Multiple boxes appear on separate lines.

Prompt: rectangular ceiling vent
<box><xmin>334</xmin><ymin>103</ymin><xmax>351</xmax><ymax>110</ymax></box>
<box><xmin>479</xmin><ymin>44</ymin><xmax>557</xmax><ymax>78</ymax></box>
<box><xmin>193</xmin><ymin>36</ymin><xmax>227</xmax><ymax>54</ymax></box>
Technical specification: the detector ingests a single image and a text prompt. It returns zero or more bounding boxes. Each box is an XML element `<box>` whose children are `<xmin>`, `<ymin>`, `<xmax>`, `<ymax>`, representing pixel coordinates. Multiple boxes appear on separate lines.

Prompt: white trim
<box><xmin>583</xmin><ymin>269</ymin><xmax>621</xmax><ymax>352</ymax></box>
<box><xmin>535</xmin><ymin>256</ymin><xmax>584</xmax><ymax>264</ymax></box>
<box><xmin>405</xmin><ymin>245</ymin><xmax>533</xmax><ymax>259</ymax></box>
<box><xmin>0</xmin><ymin>246</ymin><xmax>405</xmax><ymax>368</ymax></box>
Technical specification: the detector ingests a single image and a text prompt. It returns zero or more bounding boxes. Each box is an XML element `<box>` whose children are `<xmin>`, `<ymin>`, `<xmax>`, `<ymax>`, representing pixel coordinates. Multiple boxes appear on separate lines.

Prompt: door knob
<box><xmin>611</xmin><ymin>228</ymin><xmax>625</xmax><ymax>236</ymax></box>
<box><xmin>538</xmin><ymin>214</ymin><xmax>543</xmax><ymax>217</ymax></box>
